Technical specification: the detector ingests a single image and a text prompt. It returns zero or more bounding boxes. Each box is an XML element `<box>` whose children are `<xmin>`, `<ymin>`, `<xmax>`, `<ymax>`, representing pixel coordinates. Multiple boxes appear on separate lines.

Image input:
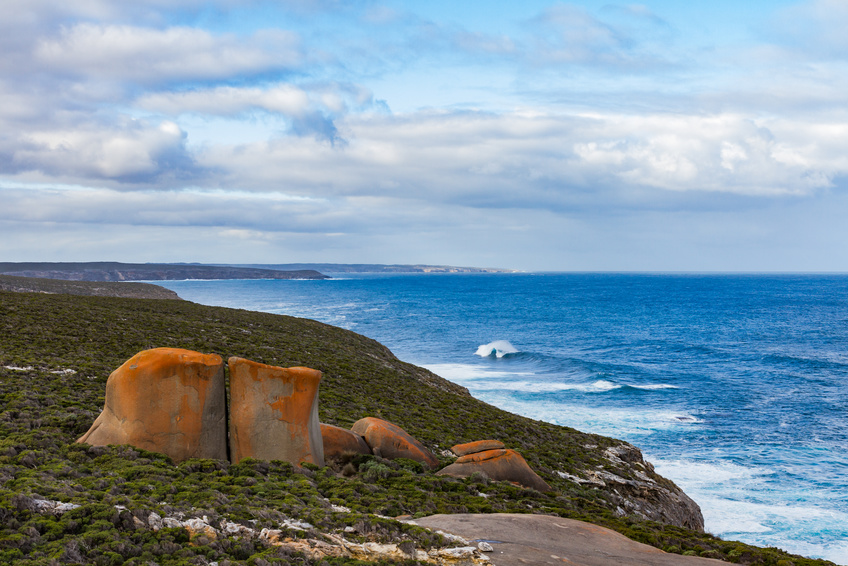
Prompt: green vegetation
<box><xmin>0</xmin><ymin>289</ymin><xmax>835</xmax><ymax>565</ymax></box>
<box><xmin>0</xmin><ymin>274</ymin><xmax>181</xmax><ymax>300</ymax></box>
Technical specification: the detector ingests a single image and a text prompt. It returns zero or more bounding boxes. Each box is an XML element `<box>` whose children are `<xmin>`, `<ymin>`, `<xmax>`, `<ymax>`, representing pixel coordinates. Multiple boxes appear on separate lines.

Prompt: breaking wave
<box><xmin>475</xmin><ymin>340</ymin><xmax>519</xmax><ymax>358</ymax></box>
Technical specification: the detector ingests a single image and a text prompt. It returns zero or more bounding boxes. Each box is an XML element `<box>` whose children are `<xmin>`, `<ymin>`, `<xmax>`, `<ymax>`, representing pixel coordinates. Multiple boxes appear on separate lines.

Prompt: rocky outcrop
<box><xmin>351</xmin><ymin>417</ymin><xmax>439</xmax><ymax>469</ymax></box>
<box><xmin>438</xmin><ymin>448</ymin><xmax>552</xmax><ymax>493</ymax></box>
<box><xmin>76</xmin><ymin>348</ymin><xmax>227</xmax><ymax>462</ymax></box>
<box><xmin>558</xmin><ymin>443</ymin><xmax>704</xmax><ymax>532</ymax></box>
<box><xmin>228</xmin><ymin>357</ymin><xmax>324</xmax><ymax>467</ymax></box>
<box><xmin>451</xmin><ymin>440</ymin><xmax>504</xmax><ymax>457</ymax></box>
<box><xmin>321</xmin><ymin>423</ymin><xmax>372</xmax><ymax>459</ymax></box>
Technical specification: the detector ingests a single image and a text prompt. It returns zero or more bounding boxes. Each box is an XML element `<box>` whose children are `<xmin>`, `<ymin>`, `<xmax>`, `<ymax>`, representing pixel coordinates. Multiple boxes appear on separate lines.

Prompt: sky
<box><xmin>2</xmin><ymin>0</ymin><xmax>848</xmax><ymax>271</ymax></box>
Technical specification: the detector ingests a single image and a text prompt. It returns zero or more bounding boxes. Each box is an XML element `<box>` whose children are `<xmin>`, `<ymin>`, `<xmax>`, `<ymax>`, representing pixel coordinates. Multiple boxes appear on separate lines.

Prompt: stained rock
<box><xmin>77</xmin><ymin>348</ymin><xmax>227</xmax><ymax>462</ymax></box>
<box><xmin>437</xmin><ymin>449</ymin><xmax>552</xmax><ymax>492</ymax></box>
<box><xmin>228</xmin><ymin>357</ymin><xmax>324</xmax><ymax>466</ymax></box>
<box><xmin>451</xmin><ymin>440</ymin><xmax>505</xmax><ymax>457</ymax></box>
<box><xmin>321</xmin><ymin>423</ymin><xmax>372</xmax><ymax>459</ymax></box>
<box><xmin>350</xmin><ymin>417</ymin><xmax>439</xmax><ymax>469</ymax></box>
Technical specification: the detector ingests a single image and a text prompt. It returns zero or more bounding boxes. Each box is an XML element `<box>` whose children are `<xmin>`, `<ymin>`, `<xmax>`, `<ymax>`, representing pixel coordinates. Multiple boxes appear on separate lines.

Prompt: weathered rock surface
<box><xmin>437</xmin><ymin>449</ymin><xmax>552</xmax><ymax>492</ymax></box>
<box><xmin>451</xmin><ymin>440</ymin><xmax>504</xmax><ymax>457</ymax></box>
<box><xmin>228</xmin><ymin>357</ymin><xmax>324</xmax><ymax>466</ymax></box>
<box><xmin>321</xmin><ymin>423</ymin><xmax>372</xmax><ymax>459</ymax></box>
<box><xmin>559</xmin><ymin>443</ymin><xmax>704</xmax><ymax>532</ymax></box>
<box><xmin>351</xmin><ymin>417</ymin><xmax>439</xmax><ymax>469</ymax></box>
<box><xmin>77</xmin><ymin>348</ymin><xmax>227</xmax><ymax>462</ymax></box>
<box><xmin>415</xmin><ymin>514</ymin><xmax>726</xmax><ymax>566</ymax></box>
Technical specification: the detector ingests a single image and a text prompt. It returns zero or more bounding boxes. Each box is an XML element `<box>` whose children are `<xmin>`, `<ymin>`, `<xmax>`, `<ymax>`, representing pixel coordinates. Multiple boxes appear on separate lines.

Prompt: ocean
<box><xmin>157</xmin><ymin>273</ymin><xmax>848</xmax><ymax>564</ymax></box>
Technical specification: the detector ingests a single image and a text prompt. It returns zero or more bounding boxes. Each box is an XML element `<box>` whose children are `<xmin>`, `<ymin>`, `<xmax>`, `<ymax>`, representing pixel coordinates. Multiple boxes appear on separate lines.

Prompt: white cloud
<box><xmin>192</xmin><ymin>110</ymin><xmax>847</xmax><ymax>209</ymax></box>
<box><xmin>34</xmin><ymin>24</ymin><xmax>301</xmax><ymax>84</ymax></box>
<box><xmin>139</xmin><ymin>85</ymin><xmax>311</xmax><ymax>116</ymax></box>
<box><xmin>137</xmin><ymin>82</ymin><xmax>374</xmax><ymax>119</ymax></box>
<box><xmin>10</xmin><ymin>119</ymin><xmax>195</xmax><ymax>182</ymax></box>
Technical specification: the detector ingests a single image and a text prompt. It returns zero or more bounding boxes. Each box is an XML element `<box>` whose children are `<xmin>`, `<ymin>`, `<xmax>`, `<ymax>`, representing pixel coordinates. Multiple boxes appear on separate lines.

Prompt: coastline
<box><xmin>154</xmin><ymin>273</ymin><xmax>848</xmax><ymax>564</ymax></box>
<box><xmin>0</xmin><ymin>276</ymin><xmax>843</xmax><ymax>564</ymax></box>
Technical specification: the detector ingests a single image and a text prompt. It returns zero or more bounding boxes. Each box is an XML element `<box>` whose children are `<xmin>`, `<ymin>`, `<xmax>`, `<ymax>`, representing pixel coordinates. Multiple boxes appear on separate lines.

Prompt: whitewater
<box><xmin>158</xmin><ymin>273</ymin><xmax>848</xmax><ymax>564</ymax></box>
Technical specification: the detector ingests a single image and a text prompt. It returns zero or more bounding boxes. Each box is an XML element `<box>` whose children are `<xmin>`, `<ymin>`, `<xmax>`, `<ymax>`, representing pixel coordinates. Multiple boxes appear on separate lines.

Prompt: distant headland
<box><xmin>0</xmin><ymin>261</ymin><xmax>328</xmax><ymax>282</ymax></box>
<box><xmin>0</xmin><ymin>262</ymin><xmax>518</xmax><ymax>283</ymax></box>
<box><xmin>233</xmin><ymin>263</ymin><xmax>519</xmax><ymax>273</ymax></box>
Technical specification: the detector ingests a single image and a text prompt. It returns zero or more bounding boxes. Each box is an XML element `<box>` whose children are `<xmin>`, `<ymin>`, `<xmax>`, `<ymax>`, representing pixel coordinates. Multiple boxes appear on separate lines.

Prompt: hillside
<box><xmin>0</xmin><ymin>290</ymin><xmax>834</xmax><ymax>566</ymax></box>
<box><xmin>0</xmin><ymin>274</ymin><xmax>181</xmax><ymax>300</ymax></box>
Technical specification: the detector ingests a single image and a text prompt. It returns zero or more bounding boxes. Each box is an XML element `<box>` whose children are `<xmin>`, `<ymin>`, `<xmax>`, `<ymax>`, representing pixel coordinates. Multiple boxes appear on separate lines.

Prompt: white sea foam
<box><xmin>652</xmin><ymin>458</ymin><xmax>848</xmax><ymax>564</ymax></box>
<box><xmin>468</xmin><ymin>379</ymin><xmax>620</xmax><ymax>393</ymax></box>
<box><xmin>423</xmin><ymin>363</ymin><xmax>535</xmax><ymax>382</ymax></box>
<box><xmin>629</xmin><ymin>383</ymin><xmax>679</xmax><ymax>390</ymax></box>
<box><xmin>456</xmin><ymin>389</ymin><xmax>701</xmax><ymax>438</ymax></box>
<box><xmin>425</xmin><ymin>364</ymin><xmax>678</xmax><ymax>395</ymax></box>
<box><xmin>475</xmin><ymin>340</ymin><xmax>519</xmax><ymax>358</ymax></box>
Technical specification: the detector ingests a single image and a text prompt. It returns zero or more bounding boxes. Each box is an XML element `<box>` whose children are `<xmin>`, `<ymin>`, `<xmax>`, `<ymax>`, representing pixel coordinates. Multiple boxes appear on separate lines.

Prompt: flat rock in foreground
<box><xmin>414</xmin><ymin>514</ymin><xmax>726</xmax><ymax>566</ymax></box>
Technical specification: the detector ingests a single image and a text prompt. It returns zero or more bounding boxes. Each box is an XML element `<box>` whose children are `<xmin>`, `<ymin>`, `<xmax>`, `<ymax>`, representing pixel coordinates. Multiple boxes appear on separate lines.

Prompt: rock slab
<box><xmin>77</xmin><ymin>348</ymin><xmax>227</xmax><ymax>462</ymax></box>
<box><xmin>451</xmin><ymin>440</ymin><xmax>505</xmax><ymax>456</ymax></box>
<box><xmin>415</xmin><ymin>514</ymin><xmax>726</xmax><ymax>566</ymax></box>
<box><xmin>228</xmin><ymin>357</ymin><xmax>324</xmax><ymax>466</ymax></box>
<box><xmin>351</xmin><ymin>417</ymin><xmax>439</xmax><ymax>469</ymax></box>
<box><xmin>321</xmin><ymin>423</ymin><xmax>372</xmax><ymax>459</ymax></box>
<box><xmin>437</xmin><ymin>448</ymin><xmax>552</xmax><ymax>492</ymax></box>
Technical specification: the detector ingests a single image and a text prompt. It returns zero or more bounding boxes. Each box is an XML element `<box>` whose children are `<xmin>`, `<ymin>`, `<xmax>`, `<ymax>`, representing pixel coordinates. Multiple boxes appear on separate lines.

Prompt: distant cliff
<box><xmin>0</xmin><ymin>262</ymin><xmax>328</xmax><ymax>281</ymax></box>
<box><xmin>234</xmin><ymin>263</ymin><xmax>518</xmax><ymax>273</ymax></box>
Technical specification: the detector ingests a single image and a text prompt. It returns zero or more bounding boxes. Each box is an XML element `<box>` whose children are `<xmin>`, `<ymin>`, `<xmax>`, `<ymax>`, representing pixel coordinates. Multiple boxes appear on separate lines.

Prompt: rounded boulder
<box><xmin>350</xmin><ymin>417</ymin><xmax>439</xmax><ymax>469</ymax></box>
<box><xmin>437</xmin><ymin>448</ymin><xmax>552</xmax><ymax>492</ymax></box>
<box><xmin>451</xmin><ymin>440</ymin><xmax>505</xmax><ymax>457</ymax></box>
<box><xmin>321</xmin><ymin>423</ymin><xmax>372</xmax><ymax>459</ymax></box>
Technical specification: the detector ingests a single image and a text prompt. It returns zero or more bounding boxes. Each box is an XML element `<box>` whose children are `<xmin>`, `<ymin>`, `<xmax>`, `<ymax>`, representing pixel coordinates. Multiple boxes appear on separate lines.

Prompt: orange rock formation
<box><xmin>320</xmin><ymin>423</ymin><xmax>372</xmax><ymax>459</ymax></box>
<box><xmin>76</xmin><ymin>348</ymin><xmax>227</xmax><ymax>462</ymax></box>
<box><xmin>451</xmin><ymin>439</ymin><xmax>505</xmax><ymax>456</ymax></box>
<box><xmin>350</xmin><ymin>417</ymin><xmax>439</xmax><ymax>469</ymax></box>
<box><xmin>437</xmin><ymin>448</ymin><xmax>552</xmax><ymax>492</ymax></box>
<box><xmin>228</xmin><ymin>357</ymin><xmax>324</xmax><ymax>467</ymax></box>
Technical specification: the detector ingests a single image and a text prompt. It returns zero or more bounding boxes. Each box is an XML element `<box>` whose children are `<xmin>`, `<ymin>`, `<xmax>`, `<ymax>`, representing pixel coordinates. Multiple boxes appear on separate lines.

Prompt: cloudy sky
<box><xmin>1</xmin><ymin>0</ymin><xmax>847</xmax><ymax>271</ymax></box>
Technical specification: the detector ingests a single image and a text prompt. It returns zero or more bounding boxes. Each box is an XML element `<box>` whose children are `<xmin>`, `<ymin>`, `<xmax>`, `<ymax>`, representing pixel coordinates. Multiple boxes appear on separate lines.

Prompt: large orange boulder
<box><xmin>228</xmin><ymin>357</ymin><xmax>324</xmax><ymax>467</ymax></box>
<box><xmin>77</xmin><ymin>348</ymin><xmax>227</xmax><ymax>462</ymax></box>
<box><xmin>320</xmin><ymin>423</ymin><xmax>372</xmax><ymax>459</ymax></box>
<box><xmin>437</xmin><ymin>449</ymin><xmax>552</xmax><ymax>492</ymax></box>
<box><xmin>451</xmin><ymin>440</ymin><xmax>504</xmax><ymax>456</ymax></box>
<box><xmin>350</xmin><ymin>417</ymin><xmax>439</xmax><ymax>469</ymax></box>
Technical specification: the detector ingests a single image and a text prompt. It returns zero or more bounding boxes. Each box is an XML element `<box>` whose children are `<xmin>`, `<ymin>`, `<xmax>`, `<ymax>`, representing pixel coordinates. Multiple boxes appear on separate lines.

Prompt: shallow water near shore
<box><xmin>159</xmin><ymin>273</ymin><xmax>848</xmax><ymax>564</ymax></box>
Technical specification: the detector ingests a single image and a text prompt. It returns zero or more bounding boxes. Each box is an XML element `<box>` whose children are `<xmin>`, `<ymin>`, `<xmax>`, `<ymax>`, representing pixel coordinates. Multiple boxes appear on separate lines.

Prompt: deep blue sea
<box><xmin>158</xmin><ymin>273</ymin><xmax>848</xmax><ymax>564</ymax></box>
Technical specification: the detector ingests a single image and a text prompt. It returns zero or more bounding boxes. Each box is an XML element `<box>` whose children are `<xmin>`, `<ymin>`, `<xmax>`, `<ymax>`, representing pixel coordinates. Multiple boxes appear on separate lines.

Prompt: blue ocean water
<box><xmin>158</xmin><ymin>273</ymin><xmax>848</xmax><ymax>564</ymax></box>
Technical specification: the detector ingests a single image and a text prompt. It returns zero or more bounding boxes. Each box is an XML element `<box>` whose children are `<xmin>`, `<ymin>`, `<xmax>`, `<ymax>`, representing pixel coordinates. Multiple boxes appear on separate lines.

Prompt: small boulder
<box><xmin>451</xmin><ymin>440</ymin><xmax>505</xmax><ymax>456</ymax></box>
<box><xmin>437</xmin><ymin>449</ymin><xmax>552</xmax><ymax>492</ymax></box>
<box><xmin>321</xmin><ymin>423</ymin><xmax>372</xmax><ymax>459</ymax></box>
<box><xmin>228</xmin><ymin>357</ymin><xmax>324</xmax><ymax>467</ymax></box>
<box><xmin>351</xmin><ymin>417</ymin><xmax>439</xmax><ymax>469</ymax></box>
<box><xmin>77</xmin><ymin>348</ymin><xmax>227</xmax><ymax>462</ymax></box>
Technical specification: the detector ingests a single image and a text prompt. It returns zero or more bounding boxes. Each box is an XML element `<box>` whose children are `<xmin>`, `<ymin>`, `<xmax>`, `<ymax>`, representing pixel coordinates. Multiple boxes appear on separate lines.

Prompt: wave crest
<box><xmin>475</xmin><ymin>340</ymin><xmax>519</xmax><ymax>358</ymax></box>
